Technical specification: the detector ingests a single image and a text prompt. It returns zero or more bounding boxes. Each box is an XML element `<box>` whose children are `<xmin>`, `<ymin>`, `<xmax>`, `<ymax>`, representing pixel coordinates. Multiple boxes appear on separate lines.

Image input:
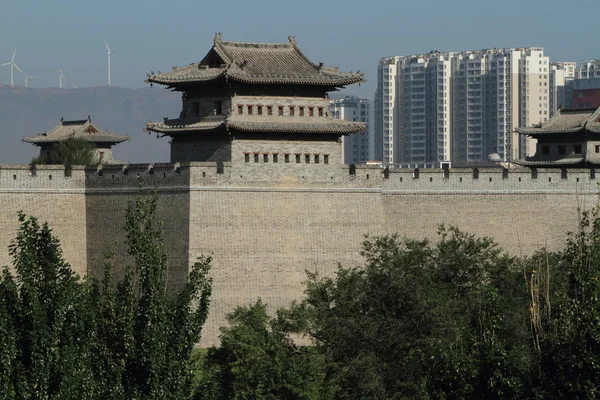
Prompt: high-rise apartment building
<box><xmin>549</xmin><ymin>62</ymin><xmax>576</xmax><ymax>116</ymax></box>
<box><xmin>375</xmin><ymin>48</ymin><xmax>551</xmax><ymax>167</ymax></box>
<box><xmin>329</xmin><ymin>96</ymin><xmax>372</xmax><ymax>164</ymax></box>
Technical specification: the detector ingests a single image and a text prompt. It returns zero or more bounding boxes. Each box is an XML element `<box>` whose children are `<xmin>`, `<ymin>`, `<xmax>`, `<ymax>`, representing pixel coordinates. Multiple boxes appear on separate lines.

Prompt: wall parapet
<box><xmin>0</xmin><ymin>164</ymin><xmax>86</xmax><ymax>191</ymax></box>
<box><xmin>0</xmin><ymin>162</ymin><xmax>597</xmax><ymax>194</ymax></box>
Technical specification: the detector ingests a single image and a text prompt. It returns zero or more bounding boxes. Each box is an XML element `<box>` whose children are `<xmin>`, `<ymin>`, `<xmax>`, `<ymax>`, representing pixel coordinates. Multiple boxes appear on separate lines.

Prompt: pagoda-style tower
<box><xmin>145</xmin><ymin>33</ymin><xmax>365</xmax><ymax>178</ymax></box>
<box><xmin>515</xmin><ymin>107</ymin><xmax>600</xmax><ymax>167</ymax></box>
<box><xmin>23</xmin><ymin>116</ymin><xmax>129</xmax><ymax>164</ymax></box>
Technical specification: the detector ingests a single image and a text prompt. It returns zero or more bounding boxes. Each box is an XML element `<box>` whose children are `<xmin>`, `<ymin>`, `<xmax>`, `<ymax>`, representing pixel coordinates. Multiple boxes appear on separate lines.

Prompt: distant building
<box><xmin>515</xmin><ymin>106</ymin><xmax>600</xmax><ymax>167</ymax></box>
<box><xmin>549</xmin><ymin>62</ymin><xmax>576</xmax><ymax>116</ymax></box>
<box><xmin>576</xmin><ymin>60</ymin><xmax>600</xmax><ymax>79</ymax></box>
<box><xmin>329</xmin><ymin>96</ymin><xmax>372</xmax><ymax>164</ymax></box>
<box><xmin>375</xmin><ymin>47</ymin><xmax>551</xmax><ymax>167</ymax></box>
<box><xmin>23</xmin><ymin>116</ymin><xmax>129</xmax><ymax>163</ymax></box>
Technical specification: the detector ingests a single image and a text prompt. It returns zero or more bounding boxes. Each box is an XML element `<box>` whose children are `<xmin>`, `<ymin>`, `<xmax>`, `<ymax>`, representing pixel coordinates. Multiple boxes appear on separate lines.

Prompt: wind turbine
<box><xmin>105</xmin><ymin>39</ymin><xmax>112</xmax><ymax>86</ymax></box>
<box><xmin>57</xmin><ymin>68</ymin><xmax>68</xmax><ymax>89</ymax></box>
<box><xmin>23</xmin><ymin>74</ymin><xmax>38</xmax><ymax>88</ymax></box>
<box><xmin>0</xmin><ymin>50</ymin><xmax>23</xmax><ymax>86</ymax></box>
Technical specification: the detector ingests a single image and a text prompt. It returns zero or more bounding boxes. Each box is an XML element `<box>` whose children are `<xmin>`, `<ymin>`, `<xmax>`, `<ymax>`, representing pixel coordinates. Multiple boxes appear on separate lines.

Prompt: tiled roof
<box><xmin>145</xmin><ymin>116</ymin><xmax>226</xmax><ymax>133</ymax></box>
<box><xmin>145</xmin><ymin>114</ymin><xmax>366</xmax><ymax>135</ymax></box>
<box><xmin>23</xmin><ymin>117</ymin><xmax>129</xmax><ymax>144</ymax></box>
<box><xmin>514</xmin><ymin>155</ymin><xmax>585</xmax><ymax>166</ymax></box>
<box><xmin>146</xmin><ymin>33</ymin><xmax>364</xmax><ymax>87</ymax></box>
<box><xmin>516</xmin><ymin>107</ymin><xmax>600</xmax><ymax>135</ymax></box>
<box><xmin>227</xmin><ymin>115</ymin><xmax>366</xmax><ymax>134</ymax></box>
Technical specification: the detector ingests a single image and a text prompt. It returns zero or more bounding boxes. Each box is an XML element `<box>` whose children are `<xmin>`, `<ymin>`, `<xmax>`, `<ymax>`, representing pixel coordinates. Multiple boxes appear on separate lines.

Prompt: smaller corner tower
<box><xmin>23</xmin><ymin>116</ymin><xmax>129</xmax><ymax>164</ymax></box>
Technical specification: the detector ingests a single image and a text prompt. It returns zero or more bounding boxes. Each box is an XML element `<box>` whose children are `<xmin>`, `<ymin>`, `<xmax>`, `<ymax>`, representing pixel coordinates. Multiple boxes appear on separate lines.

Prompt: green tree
<box><xmin>0</xmin><ymin>191</ymin><xmax>213</xmax><ymax>400</ymax></box>
<box><xmin>196</xmin><ymin>299</ymin><xmax>331</xmax><ymax>400</ymax></box>
<box><xmin>31</xmin><ymin>137</ymin><xmax>97</xmax><ymax>166</ymax></box>
<box><xmin>534</xmin><ymin>208</ymin><xmax>600</xmax><ymax>398</ymax></box>
<box><xmin>279</xmin><ymin>227</ymin><xmax>532</xmax><ymax>399</ymax></box>
<box><xmin>0</xmin><ymin>212</ymin><xmax>96</xmax><ymax>399</ymax></box>
<box><xmin>98</xmin><ymin>192</ymin><xmax>213</xmax><ymax>400</ymax></box>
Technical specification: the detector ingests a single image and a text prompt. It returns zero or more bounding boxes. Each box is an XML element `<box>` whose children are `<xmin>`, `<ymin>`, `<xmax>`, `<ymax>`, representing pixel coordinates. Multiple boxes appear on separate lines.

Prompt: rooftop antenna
<box><xmin>0</xmin><ymin>50</ymin><xmax>23</xmax><ymax>86</ymax></box>
<box><xmin>57</xmin><ymin>68</ymin><xmax>68</xmax><ymax>89</ymax></box>
<box><xmin>105</xmin><ymin>39</ymin><xmax>112</xmax><ymax>86</ymax></box>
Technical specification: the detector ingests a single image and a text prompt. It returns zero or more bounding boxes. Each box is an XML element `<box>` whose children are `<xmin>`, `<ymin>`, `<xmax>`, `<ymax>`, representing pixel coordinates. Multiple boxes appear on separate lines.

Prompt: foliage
<box><xmin>31</xmin><ymin>137</ymin><xmax>98</xmax><ymax>166</ymax></box>
<box><xmin>294</xmin><ymin>227</ymin><xmax>532</xmax><ymax>399</ymax></box>
<box><xmin>0</xmin><ymin>191</ymin><xmax>212</xmax><ymax>400</ymax></box>
<box><xmin>195</xmin><ymin>299</ymin><xmax>331</xmax><ymax>400</ymax></box>
<box><xmin>532</xmin><ymin>207</ymin><xmax>600</xmax><ymax>398</ymax></box>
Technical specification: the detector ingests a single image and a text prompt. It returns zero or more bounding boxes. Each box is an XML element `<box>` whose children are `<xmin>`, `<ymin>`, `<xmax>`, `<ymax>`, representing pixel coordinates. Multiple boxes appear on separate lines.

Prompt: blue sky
<box><xmin>1</xmin><ymin>0</ymin><xmax>599</xmax><ymax>98</ymax></box>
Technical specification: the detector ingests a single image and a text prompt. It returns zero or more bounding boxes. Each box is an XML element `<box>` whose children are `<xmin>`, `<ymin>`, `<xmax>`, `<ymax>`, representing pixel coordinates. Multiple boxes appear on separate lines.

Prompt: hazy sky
<box><xmin>1</xmin><ymin>0</ymin><xmax>599</xmax><ymax>98</ymax></box>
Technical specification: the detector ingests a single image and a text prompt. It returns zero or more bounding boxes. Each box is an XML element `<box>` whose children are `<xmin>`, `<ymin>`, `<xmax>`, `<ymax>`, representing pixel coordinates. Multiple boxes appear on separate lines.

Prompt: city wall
<box><xmin>0</xmin><ymin>163</ymin><xmax>597</xmax><ymax>345</ymax></box>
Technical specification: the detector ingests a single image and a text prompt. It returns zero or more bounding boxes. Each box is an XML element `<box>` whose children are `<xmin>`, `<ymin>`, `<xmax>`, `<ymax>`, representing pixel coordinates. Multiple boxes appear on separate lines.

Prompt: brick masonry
<box><xmin>0</xmin><ymin>162</ymin><xmax>597</xmax><ymax>346</ymax></box>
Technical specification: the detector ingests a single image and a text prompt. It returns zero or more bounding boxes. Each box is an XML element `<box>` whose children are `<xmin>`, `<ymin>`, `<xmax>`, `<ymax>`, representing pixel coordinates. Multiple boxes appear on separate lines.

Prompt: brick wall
<box><xmin>0</xmin><ymin>165</ymin><xmax>87</xmax><ymax>276</ymax></box>
<box><xmin>0</xmin><ymin>162</ymin><xmax>597</xmax><ymax>346</ymax></box>
<box><xmin>230</xmin><ymin>139</ymin><xmax>343</xmax><ymax>182</ymax></box>
<box><xmin>171</xmin><ymin>139</ymin><xmax>231</xmax><ymax>163</ymax></box>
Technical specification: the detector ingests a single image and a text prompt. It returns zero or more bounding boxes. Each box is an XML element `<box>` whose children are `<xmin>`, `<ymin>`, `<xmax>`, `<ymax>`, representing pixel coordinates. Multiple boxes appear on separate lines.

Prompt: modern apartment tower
<box><xmin>329</xmin><ymin>96</ymin><xmax>372</xmax><ymax>164</ymax></box>
<box><xmin>549</xmin><ymin>62</ymin><xmax>576</xmax><ymax>115</ymax></box>
<box><xmin>376</xmin><ymin>47</ymin><xmax>551</xmax><ymax>167</ymax></box>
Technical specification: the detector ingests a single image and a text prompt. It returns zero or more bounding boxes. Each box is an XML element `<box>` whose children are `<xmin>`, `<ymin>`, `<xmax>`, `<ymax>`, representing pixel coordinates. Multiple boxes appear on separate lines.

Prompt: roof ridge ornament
<box><xmin>288</xmin><ymin>35</ymin><xmax>296</xmax><ymax>45</ymax></box>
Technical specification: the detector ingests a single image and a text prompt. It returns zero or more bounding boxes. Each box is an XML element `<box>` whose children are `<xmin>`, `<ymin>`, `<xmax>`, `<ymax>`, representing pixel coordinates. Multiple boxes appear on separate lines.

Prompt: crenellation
<box><xmin>85</xmin><ymin>163</ymin><xmax>192</xmax><ymax>190</ymax></box>
<box><xmin>0</xmin><ymin>164</ymin><xmax>86</xmax><ymax>191</ymax></box>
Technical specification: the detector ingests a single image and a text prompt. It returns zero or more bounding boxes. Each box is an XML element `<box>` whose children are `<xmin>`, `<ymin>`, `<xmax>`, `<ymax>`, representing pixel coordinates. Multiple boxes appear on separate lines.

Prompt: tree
<box><xmin>196</xmin><ymin>299</ymin><xmax>332</xmax><ymax>400</ymax></box>
<box><xmin>95</xmin><ymin>194</ymin><xmax>212</xmax><ymax>399</ymax></box>
<box><xmin>533</xmin><ymin>207</ymin><xmax>600</xmax><ymax>398</ymax></box>
<box><xmin>0</xmin><ymin>191</ymin><xmax>213</xmax><ymax>400</ymax></box>
<box><xmin>277</xmin><ymin>227</ymin><xmax>532</xmax><ymax>399</ymax></box>
<box><xmin>31</xmin><ymin>137</ymin><xmax>97</xmax><ymax>166</ymax></box>
<box><xmin>0</xmin><ymin>212</ymin><xmax>96</xmax><ymax>399</ymax></box>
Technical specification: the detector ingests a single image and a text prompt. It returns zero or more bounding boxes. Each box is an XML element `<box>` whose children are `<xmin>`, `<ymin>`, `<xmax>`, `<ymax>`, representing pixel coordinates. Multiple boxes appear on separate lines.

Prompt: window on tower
<box><xmin>214</xmin><ymin>101</ymin><xmax>223</xmax><ymax>115</ymax></box>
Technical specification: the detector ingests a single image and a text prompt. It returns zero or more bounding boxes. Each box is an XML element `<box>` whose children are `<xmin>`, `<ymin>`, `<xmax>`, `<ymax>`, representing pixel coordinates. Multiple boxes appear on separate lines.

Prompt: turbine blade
<box><xmin>13</xmin><ymin>63</ymin><xmax>23</xmax><ymax>74</ymax></box>
<box><xmin>0</xmin><ymin>62</ymin><xmax>10</xmax><ymax>67</ymax></box>
<box><xmin>11</xmin><ymin>49</ymin><xmax>16</xmax><ymax>62</ymax></box>
<box><xmin>104</xmin><ymin>40</ymin><xmax>110</xmax><ymax>52</ymax></box>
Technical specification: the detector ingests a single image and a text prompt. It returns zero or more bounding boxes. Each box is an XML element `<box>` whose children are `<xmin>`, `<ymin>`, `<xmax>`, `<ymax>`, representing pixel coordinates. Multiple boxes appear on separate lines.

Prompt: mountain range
<box><xmin>0</xmin><ymin>85</ymin><xmax>357</xmax><ymax>165</ymax></box>
<box><xmin>0</xmin><ymin>84</ymin><xmax>181</xmax><ymax>164</ymax></box>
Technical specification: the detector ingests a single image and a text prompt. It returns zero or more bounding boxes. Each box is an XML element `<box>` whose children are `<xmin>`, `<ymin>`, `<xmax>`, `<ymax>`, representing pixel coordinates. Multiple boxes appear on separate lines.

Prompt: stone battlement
<box><xmin>0</xmin><ymin>163</ymin><xmax>598</xmax><ymax>194</ymax></box>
